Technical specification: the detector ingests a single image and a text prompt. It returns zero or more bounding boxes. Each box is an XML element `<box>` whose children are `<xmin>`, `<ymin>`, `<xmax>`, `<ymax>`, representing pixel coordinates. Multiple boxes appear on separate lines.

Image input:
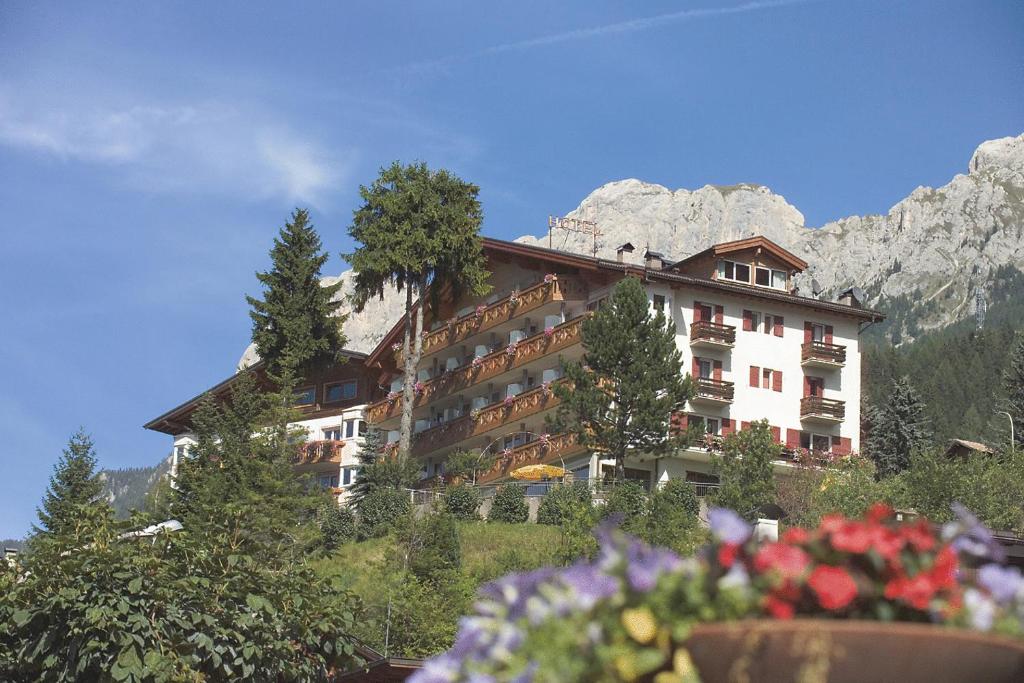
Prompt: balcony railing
<box><xmin>689</xmin><ymin>481</ymin><xmax>720</xmax><ymax>498</ymax></box>
<box><xmin>801</xmin><ymin>341</ymin><xmax>847</xmax><ymax>366</ymax></box>
<box><xmin>410</xmin><ymin>379</ymin><xmax>569</xmax><ymax>458</ymax></box>
<box><xmin>392</xmin><ymin>276</ymin><xmax>587</xmax><ymax>366</ymax></box>
<box><xmin>800</xmin><ymin>396</ymin><xmax>846</xmax><ymax>422</ymax></box>
<box><xmin>689</xmin><ymin>320</ymin><xmax>736</xmax><ymax>347</ymax></box>
<box><xmin>292</xmin><ymin>440</ymin><xmax>344</xmax><ymax>465</ymax></box>
<box><xmin>693</xmin><ymin>377</ymin><xmax>735</xmax><ymax>403</ymax></box>
<box><xmin>367</xmin><ymin>316</ymin><xmax>586</xmax><ymax>425</ymax></box>
<box><xmin>478</xmin><ymin>432</ymin><xmax>585</xmax><ymax>484</ymax></box>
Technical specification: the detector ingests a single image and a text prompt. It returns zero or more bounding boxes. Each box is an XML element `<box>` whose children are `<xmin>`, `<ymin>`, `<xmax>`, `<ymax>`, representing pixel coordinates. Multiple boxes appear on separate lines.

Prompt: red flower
<box><xmin>885</xmin><ymin>574</ymin><xmax>937</xmax><ymax>610</ymax></box>
<box><xmin>819</xmin><ymin>514</ymin><xmax>845</xmax><ymax>534</ymax></box>
<box><xmin>809</xmin><ymin>566</ymin><xmax>858</xmax><ymax>610</ymax></box>
<box><xmin>866</xmin><ymin>502</ymin><xmax>895</xmax><ymax>524</ymax></box>
<box><xmin>718</xmin><ymin>543</ymin><xmax>739</xmax><ymax>568</ymax></box>
<box><xmin>781</xmin><ymin>527</ymin><xmax>810</xmax><ymax>545</ymax></box>
<box><xmin>929</xmin><ymin>545</ymin><xmax>958</xmax><ymax>589</ymax></box>
<box><xmin>867</xmin><ymin>525</ymin><xmax>904</xmax><ymax>562</ymax></box>
<box><xmin>831</xmin><ymin>521</ymin><xmax>872</xmax><ymax>554</ymax></box>
<box><xmin>754</xmin><ymin>543</ymin><xmax>810</xmax><ymax>580</ymax></box>
<box><xmin>764</xmin><ymin>595</ymin><xmax>795</xmax><ymax>619</ymax></box>
<box><xmin>900</xmin><ymin>520</ymin><xmax>936</xmax><ymax>552</ymax></box>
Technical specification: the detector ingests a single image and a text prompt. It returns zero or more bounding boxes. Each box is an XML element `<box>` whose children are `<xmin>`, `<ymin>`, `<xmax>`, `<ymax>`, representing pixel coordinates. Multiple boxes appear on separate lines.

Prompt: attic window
<box><xmin>718</xmin><ymin>260</ymin><xmax>750</xmax><ymax>283</ymax></box>
<box><xmin>293</xmin><ymin>387</ymin><xmax>316</xmax><ymax>406</ymax></box>
<box><xmin>755</xmin><ymin>266</ymin><xmax>788</xmax><ymax>290</ymax></box>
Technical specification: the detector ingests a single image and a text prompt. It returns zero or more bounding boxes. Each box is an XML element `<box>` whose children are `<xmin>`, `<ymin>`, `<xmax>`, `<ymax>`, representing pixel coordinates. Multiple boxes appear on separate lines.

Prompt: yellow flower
<box><xmin>621</xmin><ymin>607</ymin><xmax>658</xmax><ymax>644</ymax></box>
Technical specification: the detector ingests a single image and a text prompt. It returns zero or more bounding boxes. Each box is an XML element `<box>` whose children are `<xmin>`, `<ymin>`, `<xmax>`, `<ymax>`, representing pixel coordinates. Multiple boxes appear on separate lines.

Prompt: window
<box><xmin>749</xmin><ymin>311</ymin><xmax>761</xmax><ymax>331</ymax></box>
<box><xmin>811</xmin><ymin>323</ymin><xmax>825</xmax><ymax>343</ymax></box>
<box><xmin>358</xmin><ymin>420</ymin><xmax>368</xmax><ymax>436</ymax></box>
<box><xmin>323</xmin><ymin>426</ymin><xmax>342</xmax><ymax>441</ymax></box>
<box><xmin>344</xmin><ymin>419</ymin><xmax>358</xmax><ymax>439</ymax></box>
<box><xmin>689</xmin><ymin>415</ymin><xmax>720</xmax><ymax>435</ymax></box>
<box><xmin>325</xmin><ymin>381</ymin><xmax>357</xmax><ymax>403</ymax></box>
<box><xmin>697</xmin><ymin>358</ymin><xmax>713</xmax><ymax>379</ymax></box>
<box><xmin>342</xmin><ymin>466</ymin><xmax>356</xmax><ymax>486</ymax></box>
<box><xmin>755</xmin><ymin>267</ymin><xmax>787</xmax><ymax>290</ymax></box>
<box><xmin>800</xmin><ymin>432</ymin><xmax>832</xmax><ymax>453</ymax></box>
<box><xmin>653</xmin><ymin>294</ymin><xmax>666</xmax><ymax>312</ymax></box>
<box><xmin>317</xmin><ymin>473</ymin><xmax>340</xmax><ymax>488</ymax></box>
<box><xmin>293</xmin><ymin>387</ymin><xmax>315</xmax><ymax>406</ymax></box>
<box><xmin>763</xmin><ymin>314</ymin><xmax>774</xmax><ymax>334</ymax></box>
<box><xmin>762</xmin><ymin>368</ymin><xmax>773</xmax><ymax>389</ymax></box>
<box><xmin>772</xmin><ymin>269</ymin><xmax>787</xmax><ymax>289</ymax></box>
<box><xmin>718</xmin><ymin>260</ymin><xmax>751</xmax><ymax>283</ymax></box>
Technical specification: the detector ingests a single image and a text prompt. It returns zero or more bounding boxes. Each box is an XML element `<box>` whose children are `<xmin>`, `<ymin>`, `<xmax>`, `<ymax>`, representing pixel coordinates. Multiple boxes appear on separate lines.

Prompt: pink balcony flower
<box><xmin>505</xmin><ymin>343</ymin><xmax>518</xmax><ymax>358</ymax></box>
<box><xmin>475</xmin><ymin>304</ymin><xmax>486</xmax><ymax>317</ymax></box>
<box><xmin>544</xmin><ymin>273</ymin><xmax>557</xmax><ymax>284</ymax></box>
<box><xmin>539</xmin><ymin>433</ymin><xmax>551</xmax><ymax>447</ymax></box>
<box><xmin>509</xmin><ymin>289</ymin><xmax>520</xmax><ymax>305</ymax></box>
<box><xmin>386</xmin><ymin>391</ymin><xmax>399</xmax><ymax>402</ymax></box>
<box><xmin>503</xmin><ymin>395</ymin><xmax>515</xmax><ymax>408</ymax></box>
<box><xmin>414</xmin><ymin>381</ymin><xmax>426</xmax><ymax>395</ymax></box>
<box><xmin>502</xmin><ymin>448</ymin><xmax>513</xmax><ymax>458</ymax></box>
<box><xmin>472</xmin><ymin>356</ymin><xmax>484</xmax><ymax>369</ymax></box>
<box><xmin>541</xmin><ymin>381</ymin><xmax>552</xmax><ymax>396</ymax></box>
<box><xmin>391</xmin><ymin>342</ymin><xmax>401</xmax><ymax>351</ymax></box>
<box><xmin>543</xmin><ymin>326</ymin><xmax>555</xmax><ymax>338</ymax></box>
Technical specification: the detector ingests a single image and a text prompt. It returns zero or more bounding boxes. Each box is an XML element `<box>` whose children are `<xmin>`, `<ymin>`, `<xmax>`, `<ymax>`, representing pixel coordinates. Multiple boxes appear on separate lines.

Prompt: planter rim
<box><xmin>690</xmin><ymin>618</ymin><xmax>1024</xmax><ymax>651</ymax></box>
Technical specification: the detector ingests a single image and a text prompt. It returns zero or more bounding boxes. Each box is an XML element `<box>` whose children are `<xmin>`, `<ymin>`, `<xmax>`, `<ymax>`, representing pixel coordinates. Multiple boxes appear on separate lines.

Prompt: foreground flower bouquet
<box><xmin>412</xmin><ymin>504</ymin><xmax>1024</xmax><ymax>683</ymax></box>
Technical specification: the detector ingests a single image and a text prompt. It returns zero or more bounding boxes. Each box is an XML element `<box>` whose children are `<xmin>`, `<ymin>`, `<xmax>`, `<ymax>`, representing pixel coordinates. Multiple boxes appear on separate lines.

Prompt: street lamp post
<box><xmin>997</xmin><ymin>411</ymin><xmax>1015</xmax><ymax>452</ymax></box>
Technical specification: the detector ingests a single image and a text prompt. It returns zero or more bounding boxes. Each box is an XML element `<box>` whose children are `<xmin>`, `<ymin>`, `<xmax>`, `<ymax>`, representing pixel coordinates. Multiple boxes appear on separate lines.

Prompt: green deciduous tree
<box><xmin>552</xmin><ymin>277</ymin><xmax>693</xmax><ymax>481</ymax></box>
<box><xmin>865</xmin><ymin>376</ymin><xmax>933</xmax><ymax>478</ymax></box>
<box><xmin>488</xmin><ymin>484</ymin><xmax>529</xmax><ymax>523</ymax></box>
<box><xmin>346</xmin><ymin>162</ymin><xmax>490</xmax><ymax>466</ymax></box>
<box><xmin>711</xmin><ymin>421</ymin><xmax>780</xmax><ymax>520</ymax></box>
<box><xmin>34</xmin><ymin>429</ymin><xmax>104</xmax><ymax>537</ymax></box>
<box><xmin>247</xmin><ymin>208</ymin><xmax>345</xmax><ymax>380</ymax></box>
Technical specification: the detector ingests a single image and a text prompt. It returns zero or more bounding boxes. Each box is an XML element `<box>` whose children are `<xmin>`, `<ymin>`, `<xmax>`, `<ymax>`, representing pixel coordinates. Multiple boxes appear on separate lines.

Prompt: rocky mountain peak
<box><xmin>970</xmin><ymin>133</ymin><xmax>1024</xmax><ymax>176</ymax></box>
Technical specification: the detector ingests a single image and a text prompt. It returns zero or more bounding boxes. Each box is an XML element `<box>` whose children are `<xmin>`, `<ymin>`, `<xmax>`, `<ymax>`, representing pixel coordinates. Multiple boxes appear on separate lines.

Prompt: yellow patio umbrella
<box><xmin>510</xmin><ymin>464</ymin><xmax>567</xmax><ymax>481</ymax></box>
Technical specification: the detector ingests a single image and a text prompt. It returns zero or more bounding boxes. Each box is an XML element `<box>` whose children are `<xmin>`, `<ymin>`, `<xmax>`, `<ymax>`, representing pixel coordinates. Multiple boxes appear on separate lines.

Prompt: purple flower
<box><xmin>478</xmin><ymin>567</ymin><xmax>559</xmax><ymax>621</ymax></box>
<box><xmin>964</xmin><ymin>588</ymin><xmax>997</xmax><ymax>632</ymax></box>
<box><xmin>708</xmin><ymin>507</ymin><xmax>752</xmax><ymax>545</ymax></box>
<box><xmin>943</xmin><ymin>503</ymin><xmax>1006</xmax><ymax>563</ymax></box>
<box><xmin>978</xmin><ymin>563</ymin><xmax>1024</xmax><ymax>605</ymax></box>
<box><xmin>559</xmin><ymin>563</ymin><xmax>622</xmax><ymax>608</ymax></box>
<box><xmin>624</xmin><ymin>538</ymin><xmax>682</xmax><ymax>593</ymax></box>
<box><xmin>408</xmin><ymin>654</ymin><xmax>460</xmax><ymax>683</ymax></box>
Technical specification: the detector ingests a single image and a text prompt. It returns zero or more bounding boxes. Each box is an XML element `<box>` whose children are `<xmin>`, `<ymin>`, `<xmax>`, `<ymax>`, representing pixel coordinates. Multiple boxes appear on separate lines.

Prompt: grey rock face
<box><xmin>241</xmin><ymin>133</ymin><xmax>1023</xmax><ymax>367</ymax></box>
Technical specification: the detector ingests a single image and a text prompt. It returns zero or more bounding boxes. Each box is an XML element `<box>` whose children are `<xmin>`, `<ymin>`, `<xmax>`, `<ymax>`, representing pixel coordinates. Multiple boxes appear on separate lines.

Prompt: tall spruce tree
<box><xmin>865</xmin><ymin>375</ymin><xmax>933</xmax><ymax>478</ymax></box>
<box><xmin>346</xmin><ymin>162</ymin><xmax>490</xmax><ymax>465</ymax></box>
<box><xmin>348</xmin><ymin>427</ymin><xmax>419</xmax><ymax>508</ymax></box>
<box><xmin>551</xmin><ymin>277</ymin><xmax>694</xmax><ymax>480</ymax></box>
<box><xmin>34</xmin><ymin>429</ymin><xmax>104</xmax><ymax>536</ymax></box>
<box><xmin>247</xmin><ymin>209</ymin><xmax>346</xmax><ymax>380</ymax></box>
<box><xmin>1000</xmin><ymin>332</ymin><xmax>1024</xmax><ymax>451</ymax></box>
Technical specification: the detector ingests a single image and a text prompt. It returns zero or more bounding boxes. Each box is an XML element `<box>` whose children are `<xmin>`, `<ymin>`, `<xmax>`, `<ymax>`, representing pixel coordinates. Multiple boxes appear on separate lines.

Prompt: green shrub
<box><xmin>600</xmin><ymin>480</ymin><xmax>647</xmax><ymax>524</ymax></box>
<box><xmin>442</xmin><ymin>484</ymin><xmax>481</xmax><ymax>520</ymax></box>
<box><xmin>653</xmin><ymin>478</ymin><xmax>700</xmax><ymax>517</ymax></box>
<box><xmin>358</xmin><ymin>488</ymin><xmax>412</xmax><ymax>538</ymax></box>
<box><xmin>401</xmin><ymin>511</ymin><xmax>462</xmax><ymax>583</ymax></box>
<box><xmin>488</xmin><ymin>484</ymin><xmax>529</xmax><ymax>523</ymax></box>
<box><xmin>319</xmin><ymin>500</ymin><xmax>357</xmax><ymax>549</ymax></box>
<box><xmin>639</xmin><ymin>480</ymin><xmax>704</xmax><ymax>554</ymax></box>
<box><xmin>537</xmin><ymin>482</ymin><xmax>592</xmax><ymax>526</ymax></box>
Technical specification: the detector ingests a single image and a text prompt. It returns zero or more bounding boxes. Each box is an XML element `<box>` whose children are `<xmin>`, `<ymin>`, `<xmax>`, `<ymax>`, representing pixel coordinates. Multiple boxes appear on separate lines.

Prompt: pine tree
<box><xmin>1000</xmin><ymin>332</ymin><xmax>1024</xmax><ymax>451</ymax></box>
<box><xmin>711</xmin><ymin>420</ymin><xmax>779</xmax><ymax>519</ymax></box>
<box><xmin>34</xmin><ymin>429</ymin><xmax>104</xmax><ymax>536</ymax></box>
<box><xmin>865</xmin><ymin>375</ymin><xmax>932</xmax><ymax>478</ymax></box>
<box><xmin>247</xmin><ymin>209</ymin><xmax>346</xmax><ymax>380</ymax></box>
<box><xmin>551</xmin><ymin>277</ymin><xmax>694</xmax><ymax>480</ymax></box>
<box><xmin>346</xmin><ymin>162</ymin><xmax>491</xmax><ymax>466</ymax></box>
<box><xmin>348</xmin><ymin>427</ymin><xmax>419</xmax><ymax>508</ymax></box>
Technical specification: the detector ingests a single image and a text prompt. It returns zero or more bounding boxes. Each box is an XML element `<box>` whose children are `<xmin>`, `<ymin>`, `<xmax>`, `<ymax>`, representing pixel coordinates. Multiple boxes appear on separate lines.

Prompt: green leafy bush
<box><xmin>319</xmin><ymin>500</ymin><xmax>358</xmax><ymax>549</ymax></box>
<box><xmin>638</xmin><ymin>479</ymin><xmax>704</xmax><ymax>555</ymax></box>
<box><xmin>358</xmin><ymin>488</ymin><xmax>412</xmax><ymax>538</ymax></box>
<box><xmin>488</xmin><ymin>485</ymin><xmax>529</xmax><ymax>523</ymax></box>
<box><xmin>401</xmin><ymin>511</ymin><xmax>462</xmax><ymax>583</ymax></box>
<box><xmin>442</xmin><ymin>484</ymin><xmax>481</xmax><ymax>520</ymax></box>
<box><xmin>599</xmin><ymin>480</ymin><xmax>647</xmax><ymax>524</ymax></box>
<box><xmin>537</xmin><ymin>482</ymin><xmax>592</xmax><ymax>526</ymax></box>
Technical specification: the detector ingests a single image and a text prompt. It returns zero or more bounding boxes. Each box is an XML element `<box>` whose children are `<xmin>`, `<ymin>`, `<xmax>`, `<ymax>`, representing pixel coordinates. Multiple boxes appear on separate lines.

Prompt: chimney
<box><xmin>644</xmin><ymin>249</ymin><xmax>664</xmax><ymax>270</ymax></box>
<box><xmin>837</xmin><ymin>287</ymin><xmax>863</xmax><ymax>308</ymax></box>
<box><xmin>616</xmin><ymin>242</ymin><xmax>635</xmax><ymax>263</ymax></box>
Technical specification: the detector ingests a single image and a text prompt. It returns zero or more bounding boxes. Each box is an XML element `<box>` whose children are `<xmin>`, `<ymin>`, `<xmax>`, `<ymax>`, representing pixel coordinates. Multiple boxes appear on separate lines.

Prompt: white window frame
<box><xmin>772</xmin><ymin>269</ymin><xmax>787</xmax><ymax>290</ymax></box>
<box><xmin>323</xmin><ymin>426</ymin><xmax>343</xmax><ymax>441</ymax></box>
<box><xmin>719</xmin><ymin>259</ymin><xmax>751</xmax><ymax>283</ymax></box>
<box><xmin>697</xmin><ymin>358</ymin><xmax>713</xmax><ymax>379</ymax></box>
<box><xmin>689</xmin><ymin>415</ymin><xmax>721</xmax><ymax>435</ymax></box>
<box><xmin>344</xmin><ymin>419</ymin><xmax>357</xmax><ymax>439</ymax></box>
<box><xmin>800</xmin><ymin>431</ymin><xmax>833</xmax><ymax>453</ymax></box>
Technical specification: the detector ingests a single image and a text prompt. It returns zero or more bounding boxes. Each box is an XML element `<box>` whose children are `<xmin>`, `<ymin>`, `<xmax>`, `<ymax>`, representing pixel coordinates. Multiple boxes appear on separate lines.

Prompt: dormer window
<box><xmin>755</xmin><ymin>266</ymin><xmax>788</xmax><ymax>290</ymax></box>
<box><xmin>718</xmin><ymin>260</ymin><xmax>750</xmax><ymax>283</ymax></box>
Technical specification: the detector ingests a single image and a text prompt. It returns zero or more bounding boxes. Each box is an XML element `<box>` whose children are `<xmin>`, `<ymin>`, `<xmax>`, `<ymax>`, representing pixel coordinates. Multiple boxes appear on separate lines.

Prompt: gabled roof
<box><xmin>667</xmin><ymin>235</ymin><xmax>809</xmax><ymax>272</ymax></box>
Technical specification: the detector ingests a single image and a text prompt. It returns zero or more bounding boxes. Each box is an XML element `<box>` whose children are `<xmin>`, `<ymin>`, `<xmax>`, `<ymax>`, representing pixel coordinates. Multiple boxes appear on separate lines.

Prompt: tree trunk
<box><xmin>398</xmin><ymin>277</ymin><xmax>427</xmax><ymax>469</ymax></box>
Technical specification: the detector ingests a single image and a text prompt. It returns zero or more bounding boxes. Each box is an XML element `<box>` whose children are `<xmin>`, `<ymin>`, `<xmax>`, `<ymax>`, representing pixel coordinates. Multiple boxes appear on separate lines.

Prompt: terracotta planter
<box><xmin>682</xmin><ymin>620</ymin><xmax>1024</xmax><ymax>683</ymax></box>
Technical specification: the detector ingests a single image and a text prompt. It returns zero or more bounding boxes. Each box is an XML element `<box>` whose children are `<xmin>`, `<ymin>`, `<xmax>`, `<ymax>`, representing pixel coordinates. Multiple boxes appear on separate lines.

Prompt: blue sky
<box><xmin>0</xmin><ymin>1</ymin><xmax>1021</xmax><ymax>538</ymax></box>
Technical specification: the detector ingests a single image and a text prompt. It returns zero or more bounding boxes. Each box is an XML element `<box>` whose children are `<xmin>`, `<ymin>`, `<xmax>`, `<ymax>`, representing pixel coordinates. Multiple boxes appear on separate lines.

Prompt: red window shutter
<box><xmin>693</xmin><ymin>301</ymin><xmax>704</xmax><ymax>322</ymax></box>
<box><xmin>749</xmin><ymin>366</ymin><xmax>760</xmax><ymax>387</ymax></box>
<box><xmin>803</xmin><ymin>376</ymin><xmax>811</xmax><ymax>398</ymax></box>
<box><xmin>722</xmin><ymin>419</ymin><xmax>734</xmax><ymax>436</ymax></box>
<box><xmin>832</xmin><ymin>436</ymin><xmax>852</xmax><ymax>455</ymax></box>
<box><xmin>742</xmin><ymin>310</ymin><xmax>753</xmax><ymax>331</ymax></box>
<box><xmin>692</xmin><ymin>357</ymin><xmax>700</xmax><ymax>377</ymax></box>
<box><xmin>825</xmin><ymin>325</ymin><xmax>834</xmax><ymax>344</ymax></box>
<box><xmin>714</xmin><ymin>305</ymin><xmax>724</xmax><ymax>324</ymax></box>
<box><xmin>786</xmin><ymin>429</ymin><xmax>802</xmax><ymax>449</ymax></box>
<box><xmin>713</xmin><ymin>359</ymin><xmax>723</xmax><ymax>381</ymax></box>
<box><xmin>773</xmin><ymin>316</ymin><xmax>784</xmax><ymax>337</ymax></box>
<box><xmin>770</xmin><ymin>425</ymin><xmax>781</xmax><ymax>443</ymax></box>
<box><xmin>741</xmin><ymin>420</ymin><xmax>751</xmax><ymax>431</ymax></box>
<box><xmin>804</xmin><ymin>321</ymin><xmax>813</xmax><ymax>343</ymax></box>
<box><xmin>772</xmin><ymin>370</ymin><xmax>783</xmax><ymax>392</ymax></box>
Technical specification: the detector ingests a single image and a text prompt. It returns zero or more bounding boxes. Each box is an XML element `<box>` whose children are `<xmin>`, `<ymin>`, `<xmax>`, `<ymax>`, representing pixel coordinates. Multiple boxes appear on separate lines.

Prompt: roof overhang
<box><xmin>669</xmin><ymin>235</ymin><xmax>809</xmax><ymax>272</ymax></box>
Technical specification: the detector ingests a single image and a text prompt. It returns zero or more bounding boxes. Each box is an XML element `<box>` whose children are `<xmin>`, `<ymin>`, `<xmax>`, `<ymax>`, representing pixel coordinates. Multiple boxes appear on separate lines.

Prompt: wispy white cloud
<box><xmin>0</xmin><ymin>87</ymin><xmax>351</xmax><ymax>208</ymax></box>
<box><xmin>398</xmin><ymin>0</ymin><xmax>814</xmax><ymax>74</ymax></box>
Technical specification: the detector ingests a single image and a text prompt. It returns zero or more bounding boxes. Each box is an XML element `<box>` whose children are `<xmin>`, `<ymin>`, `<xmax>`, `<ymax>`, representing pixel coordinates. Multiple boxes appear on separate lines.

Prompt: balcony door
<box><xmin>805</xmin><ymin>377</ymin><xmax>824</xmax><ymax>398</ymax></box>
<box><xmin>694</xmin><ymin>303</ymin><xmax>713</xmax><ymax>323</ymax></box>
<box><xmin>811</xmin><ymin>324</ymin><xmax>825</xmax><ymax>343</ymax></box>
<box><xmin>697</xmin><ymin>358</ymin><xmax>713</xmax><ymax>380</ymax></box>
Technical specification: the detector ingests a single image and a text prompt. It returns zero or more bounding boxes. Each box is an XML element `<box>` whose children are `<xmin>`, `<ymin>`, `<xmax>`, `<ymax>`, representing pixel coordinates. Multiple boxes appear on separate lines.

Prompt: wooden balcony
<box><xmin>292</xmin><ymin>440</ymin><xmax>344</xmax><ymax>466</ymax></box>
<box><xmin>692</xmin><ymin>377</ymin><xmax>734</xmax><ymax>404</ymax></box>
<box><xmin>410</xmin><ymin>380</ymin><xmax>568</xmax><ymax>459</ymax></box>
<box><xmin>800</xmin><ymin>396</ymin><xmax>845</xmax><ymax>424</ymax></box>
<box><xmin>801</xmin><ymin>341</ymin><xmax>846</xmax><ymax>368</ymax></box>
<box><xmin>392</xmin><ymin>276</ymin><xmax>587</xmax><ymax>366</ymax></box>
<box><xmin>367</xmin><ymin>316</ymin><xmax>586</xmax><ymax>425</ymax></box>
<box><xmin>689</xmin><ymin>321</ymin><xmax>736</xmax><ymax>348</ymax></box>
<box><xmin>478</xmin><ymin>432</ymin><xmax>586</xmax><ymax>484</ymax></box>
